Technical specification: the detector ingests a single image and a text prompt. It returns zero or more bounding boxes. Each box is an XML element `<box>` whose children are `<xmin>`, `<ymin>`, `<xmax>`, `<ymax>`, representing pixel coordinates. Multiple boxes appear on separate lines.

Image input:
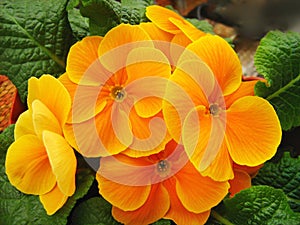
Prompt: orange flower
<box><xmin>61</xmin><ymin>24</ymin><xmax>172</xmax><ymax>157</ymax></box>
<box><xmin>5</xmin><ymin>75</ymin><xmax>76</xmax><ymax>215</ymax></box>
<box><xmin>163</xmin><ymin>35</ymin><xmax>282</xmax><ymax>181</ymax></box>
<box><xmin>96</xmin><ymin>140</ymin><xmax>229</xmax><ymax>225</ymax></box>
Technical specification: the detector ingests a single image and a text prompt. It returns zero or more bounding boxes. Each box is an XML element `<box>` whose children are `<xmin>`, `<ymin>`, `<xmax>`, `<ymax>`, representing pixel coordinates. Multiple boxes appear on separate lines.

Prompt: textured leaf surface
<box><xmin>0</xmin><ymin>125</ymin><xmax>94</xmax><ymax>225</ymax></box>
<box><xmin>0</xmin><ymin>0</ymin><xmax>73</xmax><ymax>102</ymax></box>
<box><xmin>68</xmin><ymin>7</ymin><xmax>90</xmax><ymax>40</ymax></box>
<box><xmin>220</xmin><ymin>186</ymin><xmax>300</xmax><ymax>225</ymax></box>
<box><xmin>253</xmin><ymin>152</ymin><xmax>300</xmax><ymax>212</ymax></box>
<box><xmin>254</xmin><ymin>31</ymin><xmax>300</xmax><ymax>130</ymax></box>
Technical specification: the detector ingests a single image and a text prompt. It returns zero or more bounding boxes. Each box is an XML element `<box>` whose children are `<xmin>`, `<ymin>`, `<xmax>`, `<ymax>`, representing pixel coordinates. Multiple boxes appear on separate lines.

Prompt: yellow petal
<box><xmin>226</xmin><ymin>96</ymin><xmax>282</xmax><ymax>166</ymax></box>
<box><xmin>139</xmin><ymin>22</ymin><xmax>174</xmax><ymax>41</ymax></box>
<box><xmin>5</xmin><ymin>135</ymin><xmax>56</xmax><ymax>195</ymax></box>
<box><xmin>97</xmin><ymin>174</ymin><xmax>151</xmax><ymax>211</ymax></box>
<box><xmin>14</xmin><ymin>110</ymin><xmax>35</xmax><ymax>139</ymax></box>
<box><xmin>112</xmin><ymin>184</ymin><xmax>170</xmax><ymax>225</ymax></box>
<box><xmin>170</xmin><ymin>33</ymin><xmax>192</xmax><ymax>65</ymax></box>
<box><xmin>229</xmin><ymin>169</ymin><xmax>251</xmax><ymax>197</ymax></box>
<box><xmin>99</xmin><ymin>24</ymin><xmax>153</xmax><ymax>72</ymax></box>
<box><xmin>175</xmin><ymin>162</ymin><xmax>229</xmax><ymax>213</ymax></box>
<box><xmin>43</xmin><ymin>130</ymin><xmax>76</xmax><ymax>196</ymax></box>
<box><xmin>225</xmin><ymin>80</ymin><xmax>258</xmax><ymax>107</ymax></box>
<box><xmin>66</xmin><ymin>36</ymin><xmax>103</xmax><ymax>85</ymax></box>
<box><xmin>182</xmin><ymin>35</ymin><xmax>242</xmax><ymax>96</ymax></box>
<box><xmin>169</xmin><ymin>17</ymin><xmax>206</xmax><ymax>41</ymax></box>
<box><xmin>27</xmin><ymin>75</ymin><xmax>71</xmax><ymax>125</ymax></box>
<box><xmin>164</xmin><ymin>179</ymin><xmax>210</xmax><ymax>225</ymax></box>
<box><xmin>39</xmin><ymin>184</ymin><xmax>68</xmax><ymax>215</ymax></box>
<box><xmin>32</xmin><ymin>100</ymin><xmax>62</xmax><ymax>139</ymax></box>
<box><xmin>146</xmin><ymin>5</ymin><xmax>185</xmax><ymax>34</ymax></box>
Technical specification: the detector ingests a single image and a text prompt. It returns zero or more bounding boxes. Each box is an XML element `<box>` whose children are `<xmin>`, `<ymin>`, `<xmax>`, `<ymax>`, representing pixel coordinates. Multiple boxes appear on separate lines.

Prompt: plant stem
<box><xmin>211</xmin><ymin>210</ymin><xmax>234</xmax><ymax>225</ymax></box>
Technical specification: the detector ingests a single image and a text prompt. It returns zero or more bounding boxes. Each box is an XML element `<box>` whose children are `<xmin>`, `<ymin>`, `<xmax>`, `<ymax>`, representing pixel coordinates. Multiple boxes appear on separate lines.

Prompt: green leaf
<box><xmin>80</xmin><ymin>0</ymin><xmax>121</xmax><ymax>36</ymax></box>
<box><xmin>218</xmin><ymin>186</ymin><xmax>300</xmax><ymax>225</ymax></box>
<box><xmin>186</xmin><ymin>18</ymin><xmax>214</xmax><ymax>34</ymax></box>
<box><xmin>253</xmin><ymin>152</ymin><xmax>300</xmax><ymax>212</ymax></box>
<box><xmin>71</xmin><ymin>196</ymin><xmax>121</xmax><ymax>225</ymax></box>
<box><xmin>152</xmin><ymin>219</ymin><xmax>172</xmax><ymax>225</ymax></box>
<box><xmin>68</xmin><ymin>8</ymin><xmax>90</xmax><ymax>40</ymax></box>
<box><xmin>121</xmin><ymin>0</ymin><xmax>154</xmax><ymax>22</ymax></box>
<box><xmin>0</xmin><ymin>125</ymin><xmax>95</xmax><ymax>225</ymax></box>
<box><xmin>120</xmin><ymin>7</ymin><xmax>142</xmax><ymax>25</ymax></box>
<box><xmin>0</xmin><ymin>0</ymin><xmax>74</xmax><ymax>103</ymax></box>
<box><xmin>254</xmin><ymin>31</ymin><xmax>300</xmax><ymax>130</ymax></box>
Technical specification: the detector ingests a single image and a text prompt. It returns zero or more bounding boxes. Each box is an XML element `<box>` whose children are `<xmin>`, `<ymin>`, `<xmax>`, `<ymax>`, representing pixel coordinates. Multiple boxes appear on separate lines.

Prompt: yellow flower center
<box><xmin>111</xmin><ymin>86</ymin><xmax>126</xmax><ymax>102</ymax></box>
<box><xmin>156</xmin><ymin>160</ymin><xmax>170</xmax><ymax>177</ymax></box>
<box><xmin>209</xmin><ymin>103</ymin><xmax>222</xmax><ymax>116</ymax></box>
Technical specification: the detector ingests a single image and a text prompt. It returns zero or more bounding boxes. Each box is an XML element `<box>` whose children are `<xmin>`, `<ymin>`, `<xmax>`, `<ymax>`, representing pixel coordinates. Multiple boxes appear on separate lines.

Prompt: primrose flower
<box><xmin>96</xmin><ymin>140</ymin><xmax>229</xmax><ymax>225</ymax></box>
<box><xmin>163</xmin><ymin>35</ymin><xmax>282</xmax><ymax>181</ymax></box>
<box><xmin>61</xmin><ymin>23</ymin><xmax>172</xmax><ymax>157</ymax></box>
<box><xmin>5</xmin><ymin>75</ymin><xmax>77</xmax><ymax>215</ymax></box>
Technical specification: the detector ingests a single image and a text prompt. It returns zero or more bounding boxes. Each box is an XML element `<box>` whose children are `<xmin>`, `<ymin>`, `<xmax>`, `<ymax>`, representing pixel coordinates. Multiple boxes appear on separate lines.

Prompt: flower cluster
<box><xmin>5</xmin><ymin>5</ymin><xmax>281</xmax><ymax>225</ymax></box>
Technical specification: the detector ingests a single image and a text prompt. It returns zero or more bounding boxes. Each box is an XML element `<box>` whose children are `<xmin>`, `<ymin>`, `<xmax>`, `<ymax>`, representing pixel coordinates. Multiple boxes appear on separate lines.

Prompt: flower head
<box><xmin>163</xmin><ymin>35</ymin><xmax>282</xmax><ymax>181</ymax></box>
<box><xmin>96</xmin><ymin>140</ymin><xmax>229</xmax><ymax>225</ymax></box>
<box><xmin>5</xmin><ymin>75</ymin><xmax>76</xmax><ymax>215</ymax></box>
<box><xmin>61</xmin><ymin>23</ymin><xmax>172</xmax><ymax>157</ymax></box>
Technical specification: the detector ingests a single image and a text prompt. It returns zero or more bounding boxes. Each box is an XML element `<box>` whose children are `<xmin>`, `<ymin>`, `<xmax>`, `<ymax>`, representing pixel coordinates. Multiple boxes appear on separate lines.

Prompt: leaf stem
<box><xmin>211</xmin><ymin>210</ymin><xmax>234</xmax><ymax>225</ymax></box>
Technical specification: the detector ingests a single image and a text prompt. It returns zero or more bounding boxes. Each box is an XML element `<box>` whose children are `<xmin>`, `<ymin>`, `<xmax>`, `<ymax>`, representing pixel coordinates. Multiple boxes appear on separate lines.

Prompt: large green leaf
<box><xmin>253</xmin><ymin>152</ymin><xmax>300</xmax><ymax>212</ymax></box>
<box><xmin>254</xmin><ymin>31</ymin><xmax>300</xmax><ymax>130</ymax></box>
<box><xmin>0</xmin><ymin>0</ymin><xmax>74</xmax><ymax>103</ymax></box>
<box><xmin>217</xmin><ymin>186</ymin><xmax>300</xmax><ymax>225</ymax></box>
<box><xmin>0</xmin><ymin>126</ymin><xmax>95</xmax><ymax>225</ymax></box>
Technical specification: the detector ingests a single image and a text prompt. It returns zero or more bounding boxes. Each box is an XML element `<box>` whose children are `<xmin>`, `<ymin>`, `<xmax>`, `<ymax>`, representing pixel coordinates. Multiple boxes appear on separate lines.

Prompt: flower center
<box><xmin>111</xmin><ymin>86</ymin><xmax>126</xmax><ymax>102</ymax></box>
<box><xmin>209</xmin><ymin>103</ymin><xmax>222</xmax><ymax>116</ymax></box>
<box><xmin>156</xmin><ymin>160</ymin><xmax>170</xmax><ymax>177</ymax></box>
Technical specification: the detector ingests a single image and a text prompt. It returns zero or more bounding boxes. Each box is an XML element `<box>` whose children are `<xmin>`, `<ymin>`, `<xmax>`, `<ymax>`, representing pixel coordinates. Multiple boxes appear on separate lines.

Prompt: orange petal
<box><xmin>5</xmin><ymin>135</ymin><xmax>56</xmax><ymax>195</ymax></box>
<box><xmin>97</xmin><ymin>174</ymin><xmax>151</xmax><ymax>211</ymax></box>
<box><xmin>233</xmin><ymin>163</ymin><xmax>264</xmax><ymax>177</ymax></box>
<box><xmin>123</xmin><ymin>111</ymin><xmax>171</xmax><ymax>157</ymax></box>
<box><xmin>229</xmin><ymin>169</ymin><xmax>251</xmax><ymax>197</ymax></box>
<box><xmin>146</xmin><ymin>5</ymin><xmax>185</xmax><ymax>34</ymax></box>
<box><xmin>226</xmin><ymin>96</ymin><xmax>281</xmax><ymax>166</ymax></box>
<box><xmin>66</xmin><ymin>36</ymin><xmax>103</xmax><ymax>85</ymax></box>
<box><xmin>182</xmin><ymin>35</ymin><xmax>242</xmax><ymax>96</ymax></box>
<box><xmin>98</xmin><ymin>24</ymin><xmax>153</xmax><ymax>72</ymax></box>
<box><xmin>169</xmin><ymin>17</ymin><xmax>206</xmax><ymax>41</ymax></box>
<box><xmin>225</xmin><ymin>80</ymin><xmax>258</xmax><ymax>107</ymax></box>
<box><xmin>112</xmin><ymin>184</ymin><xmax>170</xmax><ymax>225</ymax></box>
<box><xmin>32</xmin><ymin>100</ymin><xmax>62</xmax><ymax>139</ymax></box>
<box><xmin>43</xmin><ymin>131</ymin><xmax>76</xmax><ymax>196</ymax></box>
<box><xmin>27</xmin><ymin>75</ymin><xmax>71</xmax><ymax>125</ymax></box>
<box><xmin>39</xmin><ymin>184</ymin><xmax>68</xmax><ymax>215</ymax></box>
<box><xmin>139</xmin><ymin>22</ymin><xmax>174</xmax><ymax>41</ymax></box>
<box><xmin>14</xmin><ymin>110</ymin><xmax>35</xmax><ymax>139</ymax></box>
<box><xmin>170</xmin><ymin>33</ymin><xmax>192</xmax><ymax>65</ymax></box>
<box><xmin>175</xmin><ymin>162</ymin><xmax>229</xmax><ymax>213</ymax></box>
<box><xmin>164</xmin><ymin>179</ymin><xmax>211</xmax><ymax>225</ymax></box>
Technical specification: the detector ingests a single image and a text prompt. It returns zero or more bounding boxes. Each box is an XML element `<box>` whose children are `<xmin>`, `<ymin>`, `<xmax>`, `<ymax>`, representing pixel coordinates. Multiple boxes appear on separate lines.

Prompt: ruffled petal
<box><xmin>99</xmin><ymin>24</ymin><xmax>153</xmax><ymax>72</ymax></box>
<box><xmin>225</xmin><ymin>80</ymin><xmax>258</xmax><ymax>107</ymax></box>
<box><xmin>229</xmin><ymin>169</ymin><xmax>251</xmax><ymax>197</ymax></box>
<box><xmin>5</xmin><ymin>135</ymin><xmax>56</xmax><ymax>195</ymax></box>
<box><xmin>182</xmin><ymin>35</ymin><xmax>242</xmax><ymax>96</ymax></box>
<box><xmin>175</xmin><ymin>162</ymin><xmax>229</xmax><ymax>213</ymax></box>
<box><xmin>226</xmin><ymin>96</ymin><xmax>281</xmax><ymax>166</ymax></box>
<box><xmin>14</xmin><ymin>110</ymin><xmax>35</xmax><ymax>139</ymax></box>
<box><xmin>27</xmin><ymin>75</ymin><xmax>71</xmax><ymax>125</ymax></box>
<box><xmin>43</xmin><ymin>131</ymin><xmax>76</xmax><ymax>196</ymax></box>
<box><xmin>112</xmin><ymin>184</ymin><xmax>170</xmax><ymax>225</ymax></box>
<box><xmin>163</xmin><ymin>60</ymin><xmax>214</xmax><ymax>142</ymax></box>
<box><xmin>146</xmin><ymin>5</ymin><xmax>185</xmax><ymax>34</ymax></box>
<box><xmin>97</xmin><ymin>175</ymin><xmax>151</xmax><ymax>211</ymax></box>
<box><xmin>39</xmin><ymin>184</ymin><xmax>68</xmax><ymax>215</ymax></box>
<box><xmin>164</xmin><ymin>179</ymin><xmax>210</xmax><ymax>225</ymax></box>
<box><xmin>66</xmin><ymin>36</ymin><xmax>103</xmax><ymax>85</ymax></box>
<box><xmin>32</xmin><ymin>100</ymin><xmax>62</xmax><ymax>139</ymax></box>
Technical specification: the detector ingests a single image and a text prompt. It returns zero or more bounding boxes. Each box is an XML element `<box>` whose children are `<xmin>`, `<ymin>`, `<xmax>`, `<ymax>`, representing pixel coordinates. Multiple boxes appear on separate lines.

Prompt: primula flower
<box><xmin>96</xmin><ymin>140</ymin><xmax>229</xmax><ymax>225</ymax></box>
<box><xmin>5</xmin><ymin>75</ymin><xmax>77</xmax><ymax>215</ymax></box>
<box><xmin>61</xmin><ymin>23</ymin><xmax>172</xmax><ymax>157</ymax></box>
<box><xmin>163</xmin><ymin>35</ymin><xmax>282</xmax><ymax>181</ymax></box>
